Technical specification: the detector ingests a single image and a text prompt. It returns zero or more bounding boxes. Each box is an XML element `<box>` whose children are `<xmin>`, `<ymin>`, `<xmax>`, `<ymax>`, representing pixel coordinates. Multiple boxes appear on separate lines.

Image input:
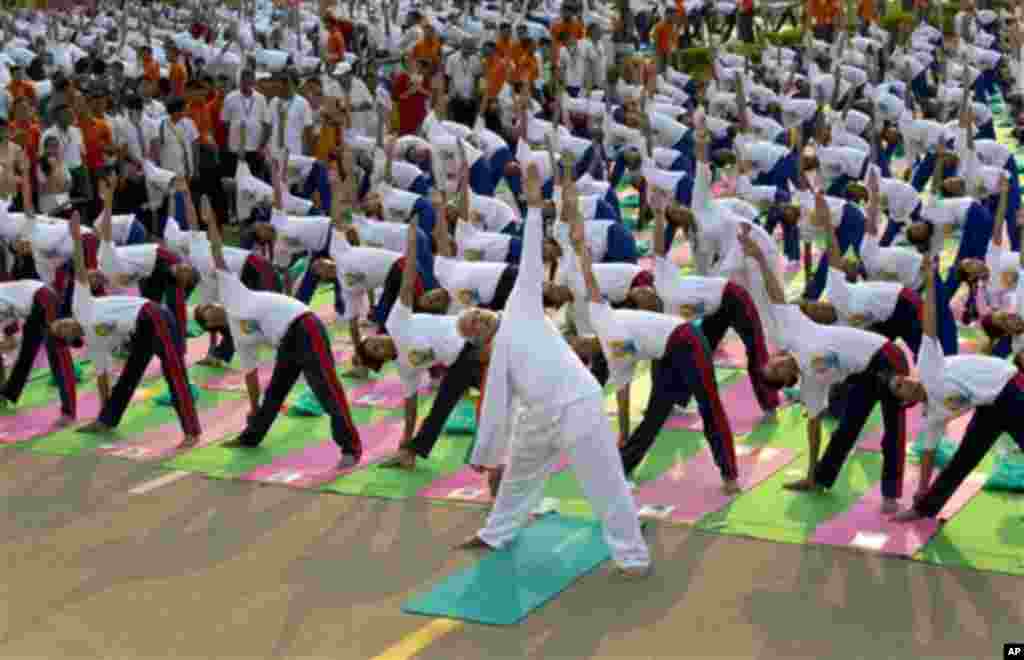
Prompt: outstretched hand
<box><xmin>524</xmin><ymin>163</ymin><xmax>543</xmax><ymax>208</ymax></box>
<box><xmin>737</xmin><ymin>223</ymin><xmax>761</xmax><ymax>259</ymax></box>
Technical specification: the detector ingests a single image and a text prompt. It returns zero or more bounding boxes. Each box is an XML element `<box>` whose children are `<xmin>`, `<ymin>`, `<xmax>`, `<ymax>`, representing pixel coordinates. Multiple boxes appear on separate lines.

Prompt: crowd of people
<box><xmin>0</xmin><ymin>0</ymin><xmax>1022</xmax><ymax>577</ymax></box>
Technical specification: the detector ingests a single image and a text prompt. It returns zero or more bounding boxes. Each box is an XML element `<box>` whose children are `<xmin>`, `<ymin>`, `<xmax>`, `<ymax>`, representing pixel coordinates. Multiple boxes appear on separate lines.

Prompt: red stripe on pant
<box><xmin>36</xmin><ymin>287</ymin><xmax>76</xmax><ymax>418</ymax></box>
<box><xmin>675</xmin><ymin>324</ymin><xmax>738</xmax><ymax>479</ymax></box>
<box><xmin>82</xmin><ymin>233</ymin><xmax>99</xmax><ymax>270</ymax></box>
<box><xmin>880</xmin><ymin>341</ymin><xmax>909</xmax><ymax>494</ymax></box>
<box><xmin>143</xmin><ymin>303</ymin><xmax>200</xmax><ymax>435</ymax></box>
<box><xmin>300</xmin><ymin>313</ymin><xmax>361</xmax><ymax>459</ymax></box>
<box><xmin>724</xmin><ymin>281</ymin><xmax>779</xmax><ymax>410</ymax></box>
<box><xmin>156</xmin><ymin>247</ymin><xmax>186</xmax><ymax>336</ymax></box>
<box><xmin>393</xmin><ymin>257</ymin><xmax>425</xmax><ymax>298</ymax></box>
<box><xmin>246</xmin><ymin>254</ymin><xmax>278</xmax><ymax>291</ymax></box>
<box><xmin>899</xmin><ymin>287</ymin><xmax>923</xmax><ymax>320</ymax></box>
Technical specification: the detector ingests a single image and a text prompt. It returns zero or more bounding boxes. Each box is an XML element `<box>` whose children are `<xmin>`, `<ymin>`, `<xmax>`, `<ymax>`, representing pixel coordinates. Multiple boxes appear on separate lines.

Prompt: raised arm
<box><xmin>271</xmin><ymin>151</ymin><xmax>286</xmax><ymax>210</ymax></box>
<box><xmin>69</xmin><ymin>210</ymin><xmax>88</xmax><ymax>287</ymax></box>
<box><xmin>652</xmin><ymin>193</ymin><xmax>668</xmax><ymax>258</ymax></box>
<box><xmin>930</xmin><ymin>141</ymin><xmax>947</xmax><ymax>197</ymax></box>
<box><xmin>97</xmin><ymin>177</ymin><xmax>114</xmax><ymax>243</ymax></box>
<box><xmin>398</xmin><ymin>192</ymin><xmax>420</xmax><ymax>310</ymax></box>
<box><xmin>507</xmin><ymin>163</ymin><xmax>546</xmax><ymax>317</ymax></box>
<box><xmin>431</xmin><ymin>188</ymin><xmax>454</xmax><ymax>257</ymax></box>
<box><xmin>992</xmin><ymin>173</ymin><xmax>1009</xmax><ymax>248</ymax></box>
<box><xmin>922</xmin><ymin>248</ymin><xmax>937</xmax><ymax>340</ymax></box>
<box><xmin>180</xmin><ymin>176</ymin><xmax>200</xmax><ymax>231</ymax></box>
<box><xmin>207</xmin><ymin>203</ymin><xmax>228</xmax><ymax>272</ymax></box>
<box><xmin>739</xmin><ymin>224</ymin><xmax>785</xmax><ymax>304</ymax></box>
<box><xmin>865</xmin><ymin>166</ymin><xmax>880</xmax><ymax>237</ymax></box>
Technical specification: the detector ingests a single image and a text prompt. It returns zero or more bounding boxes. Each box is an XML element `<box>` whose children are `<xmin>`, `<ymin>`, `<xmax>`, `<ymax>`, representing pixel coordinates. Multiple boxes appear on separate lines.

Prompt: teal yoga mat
<box><xmin>443</xmin><ymin>399</ymin><xmax>476</xmax><ymax>434</ymax></box>
<box><xmin>402</xmin><ymin>515</ymin><xmax>616</xmax><ymax>625</ymax></box>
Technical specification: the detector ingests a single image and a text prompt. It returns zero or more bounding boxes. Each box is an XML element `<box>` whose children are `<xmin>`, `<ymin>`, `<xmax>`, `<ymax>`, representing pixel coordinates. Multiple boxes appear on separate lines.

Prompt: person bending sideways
<box><xmin>50</xmin><ymin>213</ymin><xmax>200</xmax><ymax>447</ymax></box>
<box><xmin>194</xmin><ymin>198</ymin><xmax>362</xmax><ymax>468</ymax></box>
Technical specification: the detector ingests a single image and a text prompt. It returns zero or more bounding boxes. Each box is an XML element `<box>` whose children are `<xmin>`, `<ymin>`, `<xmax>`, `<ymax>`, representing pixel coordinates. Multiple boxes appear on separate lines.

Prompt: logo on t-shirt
<box><xmin>810</xmin><ymin>351</ymin><xmax>841</xmax><ymax>375</ymax></box>
<box><xmin>95</xmin><ymin>322</ymin><xmax>116</xmax><ymax>337</ymax></box>
<box><xmin>608</xmin><ymin>339</ymin><xmax>638</xmax><ymax>360</ymax></box>
<box><xmin>464</xmin><ymin>249</ymin><xmax>484</xmax><ymax>262</ymax></box>
<box><xmin>679</xmin><ymin>302</ymin><xmax>705</xmax><ymax>320</ymax></box>
<box><xmin>876</xmin><ymin>270</ymin><xmax>902</xmax><ymax>282</ymax></box>
<box><xmin>343</xmin><ymin>272</ymin><xmax>367</xmax><ymax>288</ymax></box>
<box><xmin>943</xmin><ymin>388</ymin><xmax>972</xmax><ymax>412</ymax></box>
<box><xmin>456</xmin><ymin>289</ymin><xmax>479</xmax><ymax>306</ymax></box>
<box><xmin>846</xmin><ymin>313</ymin><xmax>873</xmax><ymax>328</ymax></box>
<box><xmin>239</xmin><ymin>319</ymin><xmax>262</xmax><ymax>336</ymax></box>
<box><xmin>407</xmin><ymin>348</ymin><xmax>435</xmax><ymax>368</ymax></box>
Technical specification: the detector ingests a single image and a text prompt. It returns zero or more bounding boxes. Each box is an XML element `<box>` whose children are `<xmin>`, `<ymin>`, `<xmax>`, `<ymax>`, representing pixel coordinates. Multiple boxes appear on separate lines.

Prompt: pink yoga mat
<box><xmin>350</xmin><ymin>377</ymin><xmax>430</xmax><ymax>409</ymax></box>
<box><xmin>239</xmin><ymin>419</ymin><xmax>405</xmax><ymax>488</ymax></box>
<box><xmin>202</xmin><ymin>349</ymin><xmax>351</xmax><ymax>392</ymax></box>
<box><xmin>96</xmin><ymin>399</ymin><xmax>253</xmax><ymax>461</ymax></box>
<box><xmin>419</xmin><ymin>456</ymin><xmax>571</xmax><ymax>503</ymax></box>
<box><xmin>0</xmin><ymin>341</ymin><xmax>208</xmax><ymax>445</ymax></box>
<box><xmin>663</xmin><ymin>377</ymin><xmax>780</xmax><ymax>436</ymax></box>
<box><xmin>634</xmin><ymin>444</ymin><xmax>797</xmax><ymax>524</ymax></box>
<box><xmin>712</xmin><ymin>340</ymin><xmax>747</xmax><ymax>369</ymax></box>
<box><xmin>809</xmin><ymin>465</ymin><xmax>986</xmax><ymax>556</ymax></box>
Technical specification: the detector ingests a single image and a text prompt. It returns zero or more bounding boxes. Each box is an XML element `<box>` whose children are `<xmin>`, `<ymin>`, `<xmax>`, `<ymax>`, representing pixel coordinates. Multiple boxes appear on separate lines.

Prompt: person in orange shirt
<box><xmin>651</xmin><ymin>8</ymin><xmax>682</xmax><ymax>72</ymax></box>
<box><xmin>167</xmin><ymin>44</ymin><xmax>188</xmax><ymax>99</ymax></box>
<box><xmin>7</xmin><ymin>65</ymin><xmax>36</xmax><ymax>104</ymax></box>
<box><xmin>858</xmin><ymin>0</ymin><xmax>877</xmax><ymax>27</ymax></box>
<box><xmin>805</xmin><ymin>0</ymin><xmax>843</xmax><ymax>42</ymax></box>
<box><xmin>479</xmin><ymin>42</ymin><xmax>508</xmax><ymax>138</ymax></box>
<box><xmin>495</xmin><ymin>23</ymin><xmax>515</xmax><ymax>58</ymax></box>
<box><xmin>76</xmin><ymin>89</ymin><xmax>114</xmax><ymax>218</ymax></box>
<box><xmin>139</xmin><ymin>46</ymin><xmax>161</xmax><ymax>84</ymax></box>
<box><xmin>326</xmin><ymin>23</ymin><xmax>347</xmax><ymax>65</ymax></box>
<box><xmin>412</xmin><ymin>23</ymin><xmax>443</xmax><ymax>74</ymax></box>
<box><xmin>10</xmin><ymin>97</ymin><xmax>41</xmax><ymax>176</ymax></box>
<box><xmin>550</xmin><ymin>6</ymin><xmax>585</xmax><ymax>67</ymax></box>
<box><xmin>511</xmin><ymin>38</ymin><xmax>540</xmax><ymax>87</ymax></box>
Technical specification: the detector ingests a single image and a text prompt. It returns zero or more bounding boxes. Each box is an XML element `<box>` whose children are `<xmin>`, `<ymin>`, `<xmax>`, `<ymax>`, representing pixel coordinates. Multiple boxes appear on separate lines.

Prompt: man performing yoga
<box><xmin>454</xmin><ymin>163</ymin><xmax>651</xmax><ymax>578</ymax></box>
<box><xmin>194</xmin><ymin>205</ymin><xmax>362</xmax><ymax>468</ymax></box>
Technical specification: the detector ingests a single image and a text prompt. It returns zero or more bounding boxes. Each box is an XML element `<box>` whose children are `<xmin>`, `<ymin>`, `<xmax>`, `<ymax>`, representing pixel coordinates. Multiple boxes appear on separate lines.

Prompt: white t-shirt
<box><xmin>352</xmin><ymin>215</ymin><xmax>408</xmax><ymax>252</ymax></box>
<box><xmin>39</xmin><ymin>125</ymin><xmax>84</xmax><ymax>168</ymax></box>
<box><xmin>455</xmin><ymin>222</ymin><xmax>514</xmax><ymax>263</ymax></box>
<box><xmin>329</xmin><ymin>230</ymin><xmax>402</xmax><ymax>321</ymax></box>
<box><xmin>72</xmin><ymin>287</ymin><xmax>148</xmax><ymax>376</ymax></box>
<box><xmin>157</xmin><ymin>116</ymin><xmax>199</xmax><ymax>177</ymax></box>
<box><xmin>433</xmin><ymin>256</ymin><xmax>507</xmax><ymax>313</ymax></box>
<box><xmin>98</xmin><ymin>241</ymin><xmax>159</xmax><ymax>286</ymax></box>
<box><xmin>189</xmin><ymin>234</ymin><xmax>251</xmax><ymax>305</ymax></box>
<box><xmin>985</xmin><ymin>245</ymin><xmax>1020</xmax><ymax>310</ymax></box>
<box><xmin>653</xmin><ymin>255</ymin><xmax>728</xmax><ymax>321</ymax></box>
<box><xmin>218</xmin><ymin>269</ymin><xmax>307</xmax><ymax>371</ymax></box>
<box><xmin>28</xmin><ymin>221</ymin><xmax>89</xmax><ymax>287</ymax></box>
<box><xmin>917</xmin><ymin>336</ymin><xmax>1017</xmax><ymax>449</ymax></box>
<box><xmin>772</xmin><ymin>303</ymin><xmax>888</xmax><ymax>419</ymax></box>
<box><xmin>588</xmin><ymin>301</ymin><xmax>681</xmax><ymax>390</ymax></box>
<box><xmin>267</xmin><ymin>94</ymin><xmax>314</xmax><ymax>157</ymax></box>
<box><xmin>0</xmin><ymin>280</ymin><xmax>45</xmax><ymax>323</ymax></box>
<box><xmin>561</xmin><ymin>259</ymin><xmax>645</xmax><ymax>334</ymax></box>
<box><xmin>221</xmin><ymin>90</ymin><xmax>270</xmax><ymax>153</ymax></box>
<box><xmin>385</xmin><ymin>301</ymin><xmax>467</xmax><ymax>397</ymax></box>
<box><xmin>824</xmin><ymin>267</ymin><xmax>902</xmax><ymax>329</ymax></box>
<box><xmin>380</xmin><ymin>185</ymin><xmax>422</xmax><ymax>224</ymax></box>
<box><xmin>860</xmin><ymin>234</ymin><xmax>924</xmax><ymax>290</ymax></box>
<box><xmin>269</xmin><ymin>212</ymin><xmax>332</xmax><ymax>266</ymax></box>
<box><xmin>470</xmin><ymin>193</ymin><xmax>520</xmax><ymax>233</ymax></box>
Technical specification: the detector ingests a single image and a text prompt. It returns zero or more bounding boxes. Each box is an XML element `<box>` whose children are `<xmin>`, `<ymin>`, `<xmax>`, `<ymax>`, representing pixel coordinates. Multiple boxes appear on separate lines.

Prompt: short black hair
<box><xmin>165</xmin><ymin>96</ymin><xmax>186</xmax><ymax>115</ymax></box>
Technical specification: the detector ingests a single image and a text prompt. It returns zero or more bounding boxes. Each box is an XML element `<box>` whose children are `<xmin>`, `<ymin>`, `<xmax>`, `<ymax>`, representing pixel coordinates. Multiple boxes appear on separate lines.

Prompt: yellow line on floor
<box><xmin>369</xmin><ymin>619</ymin><xmax>464</xmax><ymax>660</ymax></box>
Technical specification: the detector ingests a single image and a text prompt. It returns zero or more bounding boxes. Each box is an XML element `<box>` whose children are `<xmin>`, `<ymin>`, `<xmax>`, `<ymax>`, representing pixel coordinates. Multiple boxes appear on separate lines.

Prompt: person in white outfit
<box><xmin>454</xmin><ymin>163</ymin><xmax>651</xmax><ymax>578</ymax></box>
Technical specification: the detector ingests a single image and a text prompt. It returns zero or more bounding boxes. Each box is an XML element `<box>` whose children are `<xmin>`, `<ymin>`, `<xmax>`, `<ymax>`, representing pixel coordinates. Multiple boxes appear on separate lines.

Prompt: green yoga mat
<box><xmin>620</xmin><ymin>193</ymin><xmax>640</xmax><ymax>208</ymax></box>
<box><xmin>165</xmin><ymin>404</ymin><xmax>374</xmax><ymax>479</ymax></box>
<box><xmin>443</xmin><ymin>400</ymin><xmax>477</xmax><ymax>434</ymax></box>
<box><xmin>402</xmin><ymin>515</ymin><xmax>616</xmax><ymax>625</ymax></box>
<box><xmin>321</xmin><ymin>433</ymin><xmax>470</xmax><ymax>499</ymax></box>
<box><xmin>696</xmin><ymin>407</ymin><xmax>880</xmax><ymax>544</ymax></box>
<box><xmin>29</xmin><ymin>388</ymin><xmax>244</xmax><ymax>457</ymax></box>
<box><xmin>153</xmin><ymin>383</ymin><xmax>202</xmax><ymax>407</ymax></box>
<box><xmin>286</xmin><ymin>387</ymin><xmax>326</xmax><ymax>417</ymax></box>
<box><xmin>916</xmin><ymin>488</ymin><xmax>1024</xmax><ymax>577</ymax></box>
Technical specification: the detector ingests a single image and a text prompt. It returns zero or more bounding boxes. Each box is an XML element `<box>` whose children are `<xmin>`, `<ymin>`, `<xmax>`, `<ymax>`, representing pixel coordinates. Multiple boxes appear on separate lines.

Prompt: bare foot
<box><xmin>454</xmin><ymin>535</ymin><xmax>493</xmax><ymax>551</ymax></box>
<box><xmin>614</xmin><ymin>565</ymin><xmax>652</xmax><ymax>580</ymax></box>
<box><xmin>77</xmin><ymin>420</ymin><xmax>110</xmax><ymax>434</ymax></box>
<box><xmin>880</xmin><ymin>497</ymin><xmax>900</xmax><ymax>514</ymax></box>
<box><xmin>722</xmin><ymin>479</ymin><xmax>742</xmax><ymax>495</ymax></box>
<box><xmin>380</xmin><ymin>448</ymin><xmax>416</xmax><ymax>469</ymax></box>
<box><xmin>178</xmin><ymin>434</ymin><xmax>200</xmax><ymax>449</ymax></box>
<box><xmin>783</xmin><ymin>478</ymin><xmax>821</xmax><ymax>492</ymax></box>
<box><xmin>891</xmin><ymin>508</ymin><xmax>928</xmax><ymax>523</ymax></box>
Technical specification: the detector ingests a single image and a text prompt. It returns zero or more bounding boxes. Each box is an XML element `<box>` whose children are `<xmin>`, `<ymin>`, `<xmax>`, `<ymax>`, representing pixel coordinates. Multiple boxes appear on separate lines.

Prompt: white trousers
<box><xmin>478</xmin><ymin>395</ymin><xmax>651</xmax><ymax>569</ymax></box>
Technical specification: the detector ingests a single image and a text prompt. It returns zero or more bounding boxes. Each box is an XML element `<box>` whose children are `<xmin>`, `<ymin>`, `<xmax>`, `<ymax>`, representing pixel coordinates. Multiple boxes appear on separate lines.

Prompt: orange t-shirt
<box><xmin>412</xmin><ymin>37</ymin><xmax>442</xmax><ymax>68</ymax></box>
<box><xmin>483</xmin><ymin>55</ymin><xmax>508</xmax><ymax>99</ymax></box>
<box><xmin>651</xmin><ymin>20</ymin><xmax>680</xmax><ymax>55</ymax></box>
<box><xmin>495</xmin><ymin>36</ymin><xmax>515</xmax><ymax>58</ymax></box>
<box><xmin>142</xmin><ymin>57</ymin><xmax>160</xmax><ymax>83</ymax></box>
<box><xmin>327</xmin><ymin>29</ymin><xmax>346</xmax><ymax>62</ymax></box>
<box><xmin>78</xmin><ymin>116</ymin><xmax>113</xmax><ymax>171</ymax></box>
<box><xmin>208</xmin><ymin>92</ymin><xmax>227</xmax><ymax>149</ymax></box>
<box><xmin>314</xmin><ymin>121</ymin><xmax>342</xmax><ymax>162</ymax></box>
<box><xmin>11</xmin><ymin>119</ymin><xmax>40</xmax><ymax>168</ymax></box>
<box><xmin>858</xmin><ymin>0</ymin><xmax>876</xmax><ymax>22</ymax></box>
<box><xmin>187</xmin><ymin>99</ymin><xmax>213</xmax><ymax>145</ymax></box>
<box><xmin>170</xmin><ymin>62</ymin><xmax>188</xmax><ymax>98</ymax></box>
<box><xmin>550</xmin><ymin>19</ymin><xmax>585</xmax><ymax>64</ymax></box>
<box><xmin>511</xmin><ymin>52</ymin><xmax>539</xmax><ymax>85</ymax></box>
<box><xmin>8</xmin><ymin>80</ymin><xmax>35</xmax><ymax>103</ymax></box>
<box><xmin>807</xmin><ymin>0</ymin><xmax>842</xmax><ymax>26</ymax></box>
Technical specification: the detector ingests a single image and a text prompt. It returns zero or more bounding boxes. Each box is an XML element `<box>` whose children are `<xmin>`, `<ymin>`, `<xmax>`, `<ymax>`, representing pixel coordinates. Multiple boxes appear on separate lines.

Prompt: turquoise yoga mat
<box><xmin>402</xmin><ymin>515</ymin><xmax>617</xmax><ymax>625</ymax></box>
<box><xmin>443</xmin><ymin>399</ymin><xmax>476</xmax><ymax>434</ymax></box>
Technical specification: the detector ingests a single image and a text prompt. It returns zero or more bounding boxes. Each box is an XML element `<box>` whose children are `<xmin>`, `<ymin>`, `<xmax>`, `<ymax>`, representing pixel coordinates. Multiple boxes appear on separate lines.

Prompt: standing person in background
<box><xmin>221</xmin><ymin>69</ymin><xmax>271</xmax><ymax>185</ymax></box>
<box><xmin>412</xmin><ymin>22</ymin><xmax>443</xmax><ymax>75</ymax></box>
<box><xmin>267</xmin><ymin>70</ymin><xmax>315</xmax><ymax>161</ymax></box>
<box><xmin>738</xmin><ymin>0</ymin><xmax>755</xmax><ymax>42</ymax></box>
<box><xmin>651</xmin><ymin>8</ymin><xmax>681</xmax><ymax>73</ymax></box>
<box><xmin>392</xmin><ymin>55</ymin><xmax>431</xmax><ymax>137</ymax></box>
<box><xmin>805</xmin><ymin>0</ymin><xmax>844</xmax><ymax>42</ymax></box>
<box><xmin>446</xmin><ymin>38</ymin><xmax>482</xmax><ymax>127</ymax></box>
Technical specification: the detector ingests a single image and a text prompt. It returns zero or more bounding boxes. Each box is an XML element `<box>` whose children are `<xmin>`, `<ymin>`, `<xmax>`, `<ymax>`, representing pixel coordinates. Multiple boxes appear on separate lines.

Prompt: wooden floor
<box><xmin>2</xmin><ymin>445</ymin><xmax>1022</xmax><ymax>660</ymax></box>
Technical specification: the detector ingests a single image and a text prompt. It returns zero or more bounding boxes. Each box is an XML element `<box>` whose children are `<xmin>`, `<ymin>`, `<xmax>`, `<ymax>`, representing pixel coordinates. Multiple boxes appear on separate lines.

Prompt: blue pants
<box><xmin>301</xmin><ymin>162</ymin><xmax>331</xmax><ymax>212</ymax></box>
<box><xmin>910</xmin><ymin>150</ymin><xmax>959</xmax><ymax>192</ymax></box>
<box><xmin>126</xmin><ymin>218</ymin><xmax>147</xmax><ymax>245</ymax></box>
<box><xmin>911</xmin><ymin>71</ymin><xmax>930</xmax><ymax>103</ymax></box>
<box><xmin>409</xmin><ymin>175</ymin><xmax>433</xmax><ymax>196</ymax></box>
<box><xmin>1006</xmin><ymin>157</ymin><xmax>1022</xmax><ymax>251</ymax></box>
<box><xmin>604</xmin><ymin>221</ymin><xmax>638</xmax><ymax>264</ymax></box>
<box><xmin>412</xmin><ymin>197</ymin><xmax>437</xmax><ymax>236</ymax></box>
<box><xmin>620</xmin><ymin>324</ymin><xmax>737</xmax><ymax>480</ymax></box>
<box><xmin>877</xmin><ymin>141</ymin><xmax>898</xmax><ymax>179</ymax></box>
<box><xmin>594</xmin><ymin>198</ymin><xmax>618</xmax><ymax>222</ymax></box>
<box><xmin>505</xmin><ymin>236</ymin><xmax>523</xmax><ymax>263</ymax></box>
<box><xmin>488</xmin><ymin>146</ymin><xmax>517</xmax><ymax>197</ymax></box>
<box><xmin>879</xmin><ymin>202</ymin><xmax>921</xmax><ymax>247</ymax></box>
<box><xmin>976</xmin><ymin>120</ymin><xmax>996</xmax><ymax>142</ymax></box>
<box><xmin>756</xmin><ymin>160</ymin><xmax>800</xmax><ymax>261</ymax></box>
<box><xmin>469</xmin><ymin>158</ymin><xmax>495</xmax><ymax>196</ymax></box>
<box><xmin>933</xmin><ymin>265</ymin><xmax>961</xmax><ymax>356</ymax></box>
<box><xmin>804</xmin><ymin>203</ymin><xmax>866</xmax><ymax>300</ymax></box>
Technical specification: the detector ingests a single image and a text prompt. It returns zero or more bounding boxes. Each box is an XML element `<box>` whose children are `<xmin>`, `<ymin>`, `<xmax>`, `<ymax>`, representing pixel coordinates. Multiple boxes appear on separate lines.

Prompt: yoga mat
<box><xmin>95</xmin><ymin>393</ymin><xmax>252</xmax><ymax>461</ymax></box>
<box><xmin>443</xmin><ymin>399</ymin><xmax>477</xmax><ymax>434</ymax></box>
<box><xmin>401</xmin><ymin>515</ymin><xmax>615</xmax><ymax>625</ymax></box>
<box><xmin>712</xmin><ymin>339</ymin><xmax>747</xmax><ymax>369</ymax></box>
<box><xmin>164</xmin><ymin>404</ymin><xmax>375</xmax><ymax>479</ymax></box>
<box><xmin>635</xmin><ymin>444</ymin><xmax>798</xmax><ymax>525</ymax></box>
<box><xmin>697</xmin><ymin>408</ymin><xmax>883</xmax><ymax>545</ymax></box>
<box><xmin>663</xmin><ymin>376</ymin><xmax>781</xmax><ymax>436</ymax></box>
<box><xmin>419</xmin><ymin>456</ymin><xmax>571</xmax><ymax>504</ymax></box>
<box><xmin>349</xmin><ymin>377</ymin><xmax>430</xmax><ymax>409</ymax></box>
<box><xmin>240</xmin><ymin>419</ymin><xmax>404</xmax><ymax>488</ymax></box>
<box><xmin>321</xmin><ymin>433</ymin><xmax>470</xmax><ymax>499</ymax></box>
<box><xmin>810</xmin><ymin>466</ymin><xmax>986</xmax><ymax>557</ymax></box>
